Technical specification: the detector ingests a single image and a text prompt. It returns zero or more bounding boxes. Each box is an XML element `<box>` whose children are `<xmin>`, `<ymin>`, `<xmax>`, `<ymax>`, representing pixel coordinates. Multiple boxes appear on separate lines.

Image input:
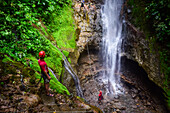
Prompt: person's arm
<box><xmin>43</xmin><ymin>71</ymin><xmax>51</xmax><ymax>80</ymax></box>
<box><xmin>44</xmin><ymin>63</ymin><xmax>51</xmax><ymax>80</ymax></box>
<box><xmin>46</xmin><ymin>71</ymin><xmax>51</xmax><ymax>80</ymax></box>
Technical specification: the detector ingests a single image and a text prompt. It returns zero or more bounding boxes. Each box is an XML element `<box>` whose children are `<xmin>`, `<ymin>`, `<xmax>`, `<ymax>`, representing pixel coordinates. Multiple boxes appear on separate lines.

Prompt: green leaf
<box><xmin>32</xmin><ymin>4</ymin><xmax>36</xmax><ymax>7</ymax></box>
<box><xmin>6</xmin><ymin>15</ymin><xmax>11</xmax><ymax>21</ymax></box>
<box><xmin>15</xmin><ymin>12</ymin><xmax>20</xmax><ymax>14</ymax></box>
<box><xmin>48</xmin><ymin>5</ymin><xmax>55</xmax><ymax>11</ymax></box>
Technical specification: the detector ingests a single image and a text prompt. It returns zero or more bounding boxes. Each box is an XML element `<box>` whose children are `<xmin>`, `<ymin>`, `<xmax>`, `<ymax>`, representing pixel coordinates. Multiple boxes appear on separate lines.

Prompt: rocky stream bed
<box><xmin>78</xmin><ymin>51</ymin><xmax>168</xmax><ymax>113</ymax></box>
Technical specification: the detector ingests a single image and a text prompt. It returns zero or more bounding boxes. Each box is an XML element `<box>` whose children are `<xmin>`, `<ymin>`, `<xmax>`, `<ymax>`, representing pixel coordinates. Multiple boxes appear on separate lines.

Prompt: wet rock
<box><xmin>116</xmin><ymin>109</ymin><xmax>121</xmax><ymax>113</ymax></box>
<box><xmin>0</xmin><ymin>94</ymin><xmax>7</xmax><ymax>100</ymax></box>
<box><xmin>132</xmin><ymin>105</ymin><xmax>137</xmax><ymax>109</ymax></box>
<box><xmin>123</xmin><ymin>11</ymin><xmax>164</xmax><ymax>89</ymax></box>
<box><xmin>127</xmin><ymin>9</ymin><xmax>132</xmax><ymax>13</ymax></box>
<box><xmin>78</xmin><ymin>103</ymin><xmax>91</xmax><ymax>110</ymax></box>
<box><xmin>1</xmin><ymin>106</ymin><xmax>8</xmax><ymax>109</ymax></box>
<box><xmin>135</xmin><ymin>97</ymin><xmax>139</xmax><ymax>102</ymax></box>
<box><xmin>125</xmin><ymin>91</ymin><xmax>128</xmax><ymax>94</ymax></box>
<box><xmin>146</xmin><ymin>101</ymin><xmax>151</xmax><ymax>106</ymax></box>
<box><xmin>41</xmin><ymin>106</ymin><xmax>50</xmax><ymax>112</ymax></box>
<box><xmin>131</xmin><ymin>92</ymin><xmax>137</xmax><ymax>99</ymax></box>
<box><xmin>21</xmin><ymin>94</ymin><xmax>41</xmax><ymax>108</ymax></box>
<box><xmin>59</xmin><ymin>105</ymin><xmax>71</xmax><ymax>111</ymax></box>
<box><xmin>114</xmin><ymin>99</ymin><xmax>119</xmax><ymax>103</ymax></box>
<box><xmin>71</xmin><ymin>0</ymin><xmax>169</xmax><ymax>113</ymax></box>
<box><xmin>114</xmin><ymin>95</ymin><xmax>119</xmax><ymax>99</ymax></box>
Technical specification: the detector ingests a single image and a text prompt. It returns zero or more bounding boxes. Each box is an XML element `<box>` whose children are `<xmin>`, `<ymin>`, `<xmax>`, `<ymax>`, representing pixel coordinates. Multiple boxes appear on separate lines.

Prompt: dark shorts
<box><xmin>42</xmin><ymin>72</ymin><xmax>50</xmax><ymax>83</ymax></box>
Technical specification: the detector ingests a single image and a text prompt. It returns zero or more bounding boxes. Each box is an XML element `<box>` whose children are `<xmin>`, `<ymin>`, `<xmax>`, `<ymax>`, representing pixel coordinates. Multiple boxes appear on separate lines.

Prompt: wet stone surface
<box><xmin>80</xmin><ymin>72</ymin><xmax>167</xmax><ymax>113</ymax></box>
<box><xmin>77</xmin><ymin>50</ymin><xmax>168</xmax><ymax>113</ymax></box>
<box><xmin>0</xmin><ymin>73</ymin><xmax>101</xmax><ymax>113</ymax></box>
<box><xmin>74</xmin><ymin>0</ymin><xmax>169</xmax><ymax>112</ymax></box>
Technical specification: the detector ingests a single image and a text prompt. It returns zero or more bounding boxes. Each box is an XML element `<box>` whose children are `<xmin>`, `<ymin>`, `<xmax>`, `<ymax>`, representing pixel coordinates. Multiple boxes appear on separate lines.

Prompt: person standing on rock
<box><xmin>38</xmin><ymin>51</ymin><xmax>54</xmax><ymax>97</ymax></box>
<box><xmin>98</xmin><ymin>90</ymin><xmax>103</xmax><ymax>104</ymax></box>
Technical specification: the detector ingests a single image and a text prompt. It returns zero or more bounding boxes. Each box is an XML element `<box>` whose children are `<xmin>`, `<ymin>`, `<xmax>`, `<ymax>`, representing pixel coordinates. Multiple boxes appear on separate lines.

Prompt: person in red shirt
<box><xmin>98</xmin><ymin>90</ymin><xmax>103</xmax><ymax>104</ymax></box>
<box><xmin>38</xmin><ymin>51</ymin><xmax>53</xmax><ymax>96</ymax></box>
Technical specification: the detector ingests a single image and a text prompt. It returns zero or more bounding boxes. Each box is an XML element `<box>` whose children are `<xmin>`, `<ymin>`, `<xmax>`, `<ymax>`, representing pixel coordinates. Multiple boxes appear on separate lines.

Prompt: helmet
<box><xmin>99</xmin><ymin>90</ymin><xmax>102</xmax><ymax>93</ymax></box>
<box><xmin>39</xmin><ymin>51</ymin><xmax>45</xmax><ymax>58</ymax></box>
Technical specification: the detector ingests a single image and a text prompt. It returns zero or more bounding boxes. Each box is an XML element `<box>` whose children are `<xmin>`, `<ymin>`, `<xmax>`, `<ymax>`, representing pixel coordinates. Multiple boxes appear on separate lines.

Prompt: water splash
<box><xmin>101</xmin><ymin>0</ymin><xmax>124</xmax><ymax>95</ymax></box>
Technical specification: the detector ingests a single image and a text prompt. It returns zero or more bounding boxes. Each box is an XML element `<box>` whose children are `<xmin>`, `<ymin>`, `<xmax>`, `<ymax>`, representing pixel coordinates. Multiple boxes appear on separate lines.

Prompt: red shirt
<box><xmin>99</xmin><ymin>92</ymin><xmax>102</xmax><ymax>97</ymax></box>
<box><xmin>98</xmin><ymin>92</ymin><xmax>103</xmax><ymax>100</ymax></box>
<box><xmin>38</xmin><ymin>59</ymin><xmax>49</xmax><ymax>73</ymax></box>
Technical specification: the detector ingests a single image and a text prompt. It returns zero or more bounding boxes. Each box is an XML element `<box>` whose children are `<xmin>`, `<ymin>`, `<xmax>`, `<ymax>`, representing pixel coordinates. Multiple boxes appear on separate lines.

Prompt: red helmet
<box><xmin>39</xmin><ymin>51</ymin><xmax>45</xmax><ymax>58</ymax></box>
<box><xmin>99</xmin><ymin>90</ymin><xmax>102</xmax><ymax>94</ymax></box>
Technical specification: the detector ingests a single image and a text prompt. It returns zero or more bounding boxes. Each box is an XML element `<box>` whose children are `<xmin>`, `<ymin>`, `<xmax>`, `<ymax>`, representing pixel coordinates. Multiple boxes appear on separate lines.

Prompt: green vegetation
<box><xmin>0</xmin><ymin>0</ymin><xmax>76</xmax><ymax>95</ymax></box>
<box><xmin>128</xmin><ymin>0</ymin><xmax>170</xmax><ymax>108</ymax></box>
<box><xmin>49</xmin><ymin>7</ymin><xmax>76</xmax><ymax>49</ymax></box>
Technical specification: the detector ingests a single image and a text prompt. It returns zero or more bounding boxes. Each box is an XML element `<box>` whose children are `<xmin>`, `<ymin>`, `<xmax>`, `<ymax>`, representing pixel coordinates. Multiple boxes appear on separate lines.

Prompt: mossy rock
<box><xmin>21</xmin><ymin>67</ymin><xmax>35</xmax><ymax>77</ymax></box>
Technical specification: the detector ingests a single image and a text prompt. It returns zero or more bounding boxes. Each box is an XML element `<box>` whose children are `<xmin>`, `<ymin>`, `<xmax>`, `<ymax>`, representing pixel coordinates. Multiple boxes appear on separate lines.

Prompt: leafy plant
<box><xmin>0</xmin><ymin>0</ymin><xmax>75</xmax><ymax>95</ymax></box>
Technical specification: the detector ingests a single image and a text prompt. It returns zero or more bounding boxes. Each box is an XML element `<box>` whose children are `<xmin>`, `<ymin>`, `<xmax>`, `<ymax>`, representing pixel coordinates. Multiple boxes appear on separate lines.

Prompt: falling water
<box><xmin>62</xmin><ymin>52</ymin><xmax>84</xmax><ymax>98</ymax></box>
<box><xmin>47</xmin><ymin>43</ymin><xmax>84</xmax><ymax>98</ymax></box>
<box><xmin>102</xmin><ymin>0</ymin><xmax>124</xmax><ymax>95</ymax></box>
<box><xmin>64</xmin><ymin>63</ymin><xmax>84</xmax><ymax>98</ymax></box>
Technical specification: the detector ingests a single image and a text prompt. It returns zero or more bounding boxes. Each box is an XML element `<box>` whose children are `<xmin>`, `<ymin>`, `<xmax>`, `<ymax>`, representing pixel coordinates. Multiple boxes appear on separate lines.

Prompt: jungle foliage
<box><xmin>0</xmin><ymin>0</ymin><xmax>71</xmax><ymax>59</ymax></box>
<box><xmin>128</xmin><ymin>0</ymin><xmax>170</xmax><ymax>108</ymax></box>
<box><xmin>0</xmin><ymin>0</ymin><xmax>75</xmax><ymax>95</ymax></box>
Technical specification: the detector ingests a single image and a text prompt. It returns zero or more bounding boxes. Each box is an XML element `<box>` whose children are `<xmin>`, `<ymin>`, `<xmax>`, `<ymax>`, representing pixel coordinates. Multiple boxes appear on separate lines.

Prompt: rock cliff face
<box><xmin>72</xmin><ymin>0</ymin><xmax>165</xmax><ymax>90</ymax></box>
<box><xmin>64</xmin><ymin>0</ymin><xmax>103</xmax><ymax>92</ymax></box>
<box><xmin>73</xmin><ymin>0</ymin><xmax>102</xmax><ymax>53</ymax></box>
<box><xmin>121</xmin><ymin>2</ymin><xmax>165</xmax><ymax>89</ymax></box>
<box><xmin>71</xmin><ymin>0</ymin><xmax>168</xmax><ymax>112</ymax></box>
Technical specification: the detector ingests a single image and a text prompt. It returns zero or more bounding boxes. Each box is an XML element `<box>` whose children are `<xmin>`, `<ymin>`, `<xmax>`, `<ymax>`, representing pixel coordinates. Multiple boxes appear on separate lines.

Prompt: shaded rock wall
<box><xmin>121</xmin><ymin>2</ymin><xmax>164</xmax><ymax>88</ymax></box>
<box><xmin>120</xmin><ymin>56</ymin><xmax>168</xmax><ymax>112</ymax></box>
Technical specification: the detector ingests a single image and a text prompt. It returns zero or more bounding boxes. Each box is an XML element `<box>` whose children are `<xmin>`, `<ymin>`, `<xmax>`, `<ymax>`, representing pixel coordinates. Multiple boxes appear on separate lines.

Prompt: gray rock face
<box><xmin>122</xmin><ymin>20</ymin><xmax>164</xmax><ymax>88</ymax></box>
<box><xmin>73</xmin><ymin>0</ymin><xmax>102</xmax><ymax>53</ymax></box>
<box><xmin>71</xmin><ymin>0</ymin><xmax>168</xmax><ymax>112</ymax></box>
<box><xmin>117</xmin><ymin>0</ymin><xmax>166</xmax><ymax>89</ymax></box>
<box><xmin>63</xmin><ymin>0</ymin><xmax>103</xmax><ymax>96</ymax></box>
<box><xmin>73</xmin><ymin>0</ymin><xmax>164</xmax><ymax>94</ymax></box>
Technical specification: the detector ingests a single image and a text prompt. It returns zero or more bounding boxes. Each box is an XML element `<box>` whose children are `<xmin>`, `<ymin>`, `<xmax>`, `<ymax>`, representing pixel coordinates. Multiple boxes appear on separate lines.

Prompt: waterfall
<box><xmin>64</xmin><ymin>63</ymin><xmax>84</xmax><ymax>98</ymax></box>
<box><xmin>61</xmin><ymin>51</ymin><xmax>84</xmax><ymax>98</ymax></box>
<box><xmin>101</xmin><ymin>0</ymin><xmax>124</xmax><ymax>95</ymax></box>
<box><xmin>47</xmin><ymin>43</ymin><xmax>84</xmax><ymax>98</ymax></box>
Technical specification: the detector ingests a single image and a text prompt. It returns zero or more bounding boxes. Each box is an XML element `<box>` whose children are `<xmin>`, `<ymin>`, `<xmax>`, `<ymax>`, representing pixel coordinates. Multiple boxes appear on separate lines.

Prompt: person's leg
<box><xmin>45</xmin><ymin>79</ymin><xmax>54</xmax><ymax>96</ymax></box>
<box><xmin>45</xmin><ymin>83</ymin><xmax>49</xmax><ymax>95</ymax></box>
<box><xmin>98</xmin><ymin>97</ymin><xmax>102</xmax><ymax>104</ymax></box>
